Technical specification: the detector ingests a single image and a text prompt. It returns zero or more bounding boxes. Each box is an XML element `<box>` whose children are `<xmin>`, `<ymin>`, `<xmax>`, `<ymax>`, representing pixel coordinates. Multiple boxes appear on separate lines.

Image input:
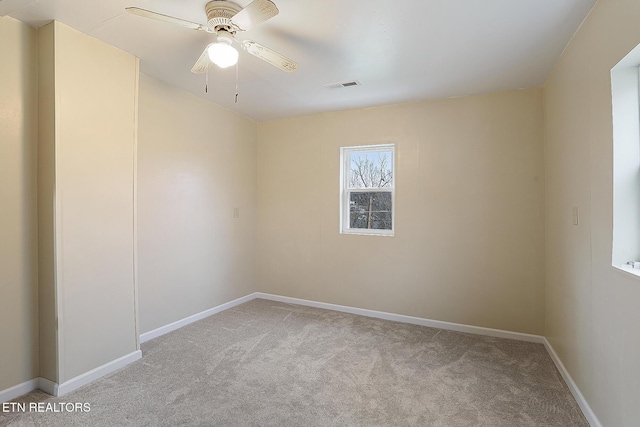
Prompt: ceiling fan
<box><xmin>126</xmin><ymin>0</ymin><xmax>298</xmax><ymax>74</ymax></box>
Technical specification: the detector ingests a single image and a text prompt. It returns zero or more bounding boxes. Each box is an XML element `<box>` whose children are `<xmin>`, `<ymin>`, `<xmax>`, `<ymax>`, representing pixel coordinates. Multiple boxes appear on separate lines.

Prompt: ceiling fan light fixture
<box><xmin>207</xmin><ymin>39</ymin><xmax>238</xmax><ymax>68</ymax></box>
<box><xmin>126</xmin><ymin>1</ymin><xmax>297</xmax><ymax>74</ymax></box>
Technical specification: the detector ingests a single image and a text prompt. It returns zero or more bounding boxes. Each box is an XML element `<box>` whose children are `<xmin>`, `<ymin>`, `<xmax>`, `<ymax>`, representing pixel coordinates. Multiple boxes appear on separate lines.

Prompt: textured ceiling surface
<box><xmin>3</xmin><ymin>0</ymin><xmax>596</xmax><ymax>121</ymax></box>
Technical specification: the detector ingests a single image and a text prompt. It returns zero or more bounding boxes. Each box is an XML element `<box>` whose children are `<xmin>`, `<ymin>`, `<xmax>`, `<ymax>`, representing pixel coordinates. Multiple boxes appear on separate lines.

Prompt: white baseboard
<box><xmin>56</xmin><ymin>350</ymin><xmax>142</xmax><ymax>396</ymax></box>
<box><xmin>1</xmin><ymin>351</ymin><xmax>143</xmax><ymax>401</ymax></box>
<box><xmin>543</xmin><ymin>338</ymin><xmax>602</xmax><ymax>427</ymax></box>
<box><xmin>37</xmin><ymin>377</ymin><xmax>57</xmax><ymax>396</ymax></box>
<box><xmin>255</xmin><ymin>293</ymin><xmax>545</xmax><ymax>343</ymax></box>
<box><xmin>139</xmin><ymin>293</ymin><xmax>258</xmax><ymax>343</ymax></box>
<box><xmin>0</xmin><ymin>378</ymin><xmax>39</xmax><ymax>404</ymax></box>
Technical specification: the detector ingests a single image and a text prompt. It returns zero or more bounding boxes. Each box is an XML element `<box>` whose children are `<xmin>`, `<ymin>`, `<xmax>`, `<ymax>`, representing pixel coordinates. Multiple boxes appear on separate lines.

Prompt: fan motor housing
<box><xmin>205</xmin><ymin>0</ymin><xmax>242</xmax><ymax>31</ymax></box>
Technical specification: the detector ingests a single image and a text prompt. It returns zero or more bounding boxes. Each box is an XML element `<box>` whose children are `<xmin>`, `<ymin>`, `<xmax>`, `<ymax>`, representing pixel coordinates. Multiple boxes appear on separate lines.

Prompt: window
<box><xmin>340</xmin><ymin>144</ymin><xmax>395</xmax><ymax>236</ymax></box>
<box><xmin>611</xmin><ymin>43</ymin><xmax>640</xmax><ymax>276</ymax></box>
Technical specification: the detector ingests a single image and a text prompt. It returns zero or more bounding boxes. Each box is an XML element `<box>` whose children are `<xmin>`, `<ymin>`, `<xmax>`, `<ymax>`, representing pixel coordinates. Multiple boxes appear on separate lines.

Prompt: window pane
<box><xmin>348</xmin><ymin>151</ymin><xmax>393</xmax><ymax>189</ymax></box>
<box><xmin>349</xmin><ymin>192</ymin><xmax>392</xmax><ymax>230</ymax></box>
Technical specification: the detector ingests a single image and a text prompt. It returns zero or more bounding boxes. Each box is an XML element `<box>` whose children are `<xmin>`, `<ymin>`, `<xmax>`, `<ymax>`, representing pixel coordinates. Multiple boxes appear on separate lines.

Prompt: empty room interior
<box><xmin>1</xmin><ymin>0</ymin><xmax>640</xmax><ymax>425</ymax></box>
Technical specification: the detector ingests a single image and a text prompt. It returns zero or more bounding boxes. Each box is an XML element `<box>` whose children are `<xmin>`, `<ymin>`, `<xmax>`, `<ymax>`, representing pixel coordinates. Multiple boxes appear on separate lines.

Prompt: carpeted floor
<box><xmin>1</xmin><ymin>298</ymin><xmax>588</xmax><ymax>426</ymax></box>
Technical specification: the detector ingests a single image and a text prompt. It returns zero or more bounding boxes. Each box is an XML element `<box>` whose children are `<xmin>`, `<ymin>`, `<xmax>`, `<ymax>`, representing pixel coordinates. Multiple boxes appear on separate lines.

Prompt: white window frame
<box><xmin>611</xmin><ymin>45</ymin><xmax>640</xmax><ymax>278</ymax></box>
<box><xmin>340</xmin><ymin>144</ymin><xmax>395</xmax><ymax>236</ymax></box>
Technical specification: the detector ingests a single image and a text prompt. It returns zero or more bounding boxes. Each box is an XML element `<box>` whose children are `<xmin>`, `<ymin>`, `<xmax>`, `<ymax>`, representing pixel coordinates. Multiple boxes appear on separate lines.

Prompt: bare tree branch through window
<box><xmin>345</xmin><ymin>150</ymin><xmax>393</xmax><ymax>231</ymax></box>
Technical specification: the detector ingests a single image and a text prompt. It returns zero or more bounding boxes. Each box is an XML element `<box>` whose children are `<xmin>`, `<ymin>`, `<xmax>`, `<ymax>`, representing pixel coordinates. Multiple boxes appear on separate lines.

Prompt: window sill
<box><xmin>341</xmin><ymin>230</ymin><xmax>394</xmax><ymax>237</ymax></box>
<box><xmin>613</xmin><ymin>264</ymin><xmax>640</xmax><ymax>279</ymax></box>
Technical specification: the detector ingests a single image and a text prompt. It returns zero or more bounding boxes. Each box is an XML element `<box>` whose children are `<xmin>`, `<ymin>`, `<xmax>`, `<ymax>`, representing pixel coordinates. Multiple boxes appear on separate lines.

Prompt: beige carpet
<box><xmin>2</xmin><ymin>298</ymin><xmax>587</xmax><ymax>426</ymax></box>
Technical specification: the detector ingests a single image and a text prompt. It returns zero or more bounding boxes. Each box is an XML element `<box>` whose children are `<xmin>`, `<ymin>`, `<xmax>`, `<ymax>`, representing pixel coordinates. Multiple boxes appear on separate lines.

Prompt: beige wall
<box><xmin>38</xmin><ymin>21</ymin><xmax>140</xmax><ymax>383</ymax></box>
<box><xmin>137</xmin><ymin>75</ymin><xmax>257</xmax><ymax>334</ymax></box>
<box><xmin>37</xmin><ymin>20</ymin><xmax>58</xmax><ymax>384</ymax></box>
<box><xmin>0</xmin><ymin>16</ymin><xmax>39</xmax><ymax>391</ymax></box>
<box><xmin>257</xmin><ymin>88</ymin><xmax>545</xmax><ymax>335</ymax></box>
<box><xmin>543</xmin><ymin>0</ymin><xmax>640</xmax><ymax>425</ymax></box>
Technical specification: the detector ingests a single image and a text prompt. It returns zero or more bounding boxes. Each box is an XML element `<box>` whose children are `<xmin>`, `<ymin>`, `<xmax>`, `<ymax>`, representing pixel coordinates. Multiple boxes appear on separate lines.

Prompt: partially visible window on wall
<box><xmin>611</xmin><ymin>43</ymin><xmax>640</xmax><ymax>277</ymax></box>
<box><xmin>340</xmin><ymin>144</ymin><xmax>395</xmax><ymax>236</ymax></box>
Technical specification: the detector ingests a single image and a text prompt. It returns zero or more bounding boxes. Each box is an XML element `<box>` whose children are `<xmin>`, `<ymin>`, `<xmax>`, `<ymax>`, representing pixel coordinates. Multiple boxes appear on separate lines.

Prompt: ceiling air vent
<box><xmin>324</xmin><ymin>80</ymin><xmax>361</xmax><ymax>89</ymax></box>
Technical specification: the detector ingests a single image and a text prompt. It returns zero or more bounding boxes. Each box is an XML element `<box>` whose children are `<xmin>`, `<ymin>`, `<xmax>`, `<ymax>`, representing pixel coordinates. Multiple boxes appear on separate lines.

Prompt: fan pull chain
<box><xmin>234</xmin><ymin>60</ymin><xmax>239</xmax><ymax>104</ymax></box>
<box><xmin>205</xmin><ymin>68</ymin><xmax>209</xmax><ymax>93</ymax></box>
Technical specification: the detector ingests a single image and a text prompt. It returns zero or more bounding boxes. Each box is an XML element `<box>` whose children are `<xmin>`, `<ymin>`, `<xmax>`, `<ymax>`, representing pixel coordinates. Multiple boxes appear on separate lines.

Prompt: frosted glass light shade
<box><xmin>207</xmin><ymin>42</ymin><xmax>239</xmax><ymax>68</ymax></box>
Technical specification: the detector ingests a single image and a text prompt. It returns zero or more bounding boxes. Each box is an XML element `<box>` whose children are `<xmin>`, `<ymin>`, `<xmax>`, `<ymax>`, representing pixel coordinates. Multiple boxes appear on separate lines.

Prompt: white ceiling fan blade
<box><xmin>125</xmin><ymin>7</ymin><xmax>211</xmax><ymax>32</ymax></box>
<box><xmin>191</xmin><ymin>45</ymin><xmax>212</xmax><ymax>74</ymax></box>
<box><xmin>231</xmin><ymin>0</ymin><xmax>279</xmax><ymax>31</ymax></box>
<box><xmin>241</xmin><ymin>40</ymin><xmax>297</xmax><ymax>72</ymax></box>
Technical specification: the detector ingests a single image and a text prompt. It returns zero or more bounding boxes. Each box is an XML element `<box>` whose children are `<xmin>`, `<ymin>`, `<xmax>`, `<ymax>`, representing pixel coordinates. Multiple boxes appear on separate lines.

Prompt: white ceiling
<box><xmin>3</xmin><ymin>0</ymin><xmax>596</xmax><ymax>121</ymax></box>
